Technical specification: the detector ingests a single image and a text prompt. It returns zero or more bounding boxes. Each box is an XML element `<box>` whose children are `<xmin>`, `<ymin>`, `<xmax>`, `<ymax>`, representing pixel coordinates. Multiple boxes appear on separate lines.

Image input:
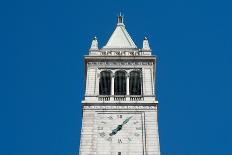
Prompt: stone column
<box><xmin>111</xmin><ymin>74</ymin><xmax>114</xmax><ymax>95</ymax></box>
<box><xmin>126</xmin><ymin>74</ymin><xmax>130</xmax><ymax>95</ymax></box>
<box><xmin>95</xmin><ymin>71</ymin><xmax>100</xmax><ymax>95</ymax></box>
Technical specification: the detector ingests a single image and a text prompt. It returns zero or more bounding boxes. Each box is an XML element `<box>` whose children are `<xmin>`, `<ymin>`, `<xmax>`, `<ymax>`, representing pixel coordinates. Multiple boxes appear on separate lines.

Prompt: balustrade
<box><xmin>98</xmin><ymin>96</ymin><xmax>143</xmax><ymax>102</ymax></box>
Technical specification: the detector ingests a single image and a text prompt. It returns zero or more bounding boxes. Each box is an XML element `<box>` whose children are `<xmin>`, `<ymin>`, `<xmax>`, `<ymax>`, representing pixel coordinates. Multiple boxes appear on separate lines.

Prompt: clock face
<box><xmin>96</xmin><ymin>112</ymin><xmax>144</xmax><ymax>154</ymax></box>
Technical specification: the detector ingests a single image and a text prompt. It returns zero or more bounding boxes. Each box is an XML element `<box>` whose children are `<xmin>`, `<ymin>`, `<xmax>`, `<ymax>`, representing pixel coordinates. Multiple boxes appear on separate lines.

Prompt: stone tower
<box><xmin>79</xmin><ymin>14</ymin><xmax>160</xmax><ymax>155</ymax></box>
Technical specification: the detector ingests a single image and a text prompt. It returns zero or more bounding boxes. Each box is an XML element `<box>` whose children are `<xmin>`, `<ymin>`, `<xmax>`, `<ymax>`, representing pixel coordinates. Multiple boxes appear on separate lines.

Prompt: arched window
<box><xmin>99</xmin><ymin>71</ymin><xmax>111</xmax><ymax>95</ymax></box>
<box><xmin>129</xmin><ymin>71</ymin><xmax>141</xmax><ymax>95</ymax></box>
<box><xmin>114</xmin><ymin>71</ymin><xmax>126</xmax><ymax>95</ymax></box>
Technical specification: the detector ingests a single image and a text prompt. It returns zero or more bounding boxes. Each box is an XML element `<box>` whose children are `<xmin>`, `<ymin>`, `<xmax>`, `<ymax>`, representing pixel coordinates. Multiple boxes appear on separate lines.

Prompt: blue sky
<box><xmin>0</xmin><ymin>0</ymin><xmax>232</xmax><ymax>155</ymax></box>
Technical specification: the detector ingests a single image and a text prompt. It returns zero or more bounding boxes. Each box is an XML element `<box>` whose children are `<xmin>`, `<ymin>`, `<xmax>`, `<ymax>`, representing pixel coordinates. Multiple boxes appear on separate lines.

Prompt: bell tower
<box><xmin>79</xmin><ymin>15</ymin><xmax>160</xmax><ymax>155</ymax></box>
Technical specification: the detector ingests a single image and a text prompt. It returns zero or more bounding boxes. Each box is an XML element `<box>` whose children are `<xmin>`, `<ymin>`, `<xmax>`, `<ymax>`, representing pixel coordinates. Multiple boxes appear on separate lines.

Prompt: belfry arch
<box><xmin>129</xmin><ymin>70</ymin><xmax>142</xmax><ymax>95</ymax></box>
<box><xmin>99</xmin><ymin>70</ymin><xmax>111</xmax><ymax>95</ymax></box>
<box><xmin>114</xmin><ymin>70</ymin><xmax>127</xmax><ymax>95</ymax></box>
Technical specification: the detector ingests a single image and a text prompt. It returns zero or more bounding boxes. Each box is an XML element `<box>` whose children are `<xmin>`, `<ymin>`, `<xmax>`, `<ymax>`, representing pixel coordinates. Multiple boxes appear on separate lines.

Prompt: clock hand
<box><xmin>109</xmin><ymin>116</ymin><xmax>132</xmax><ymax>136</ymax></box>
<box><xmin>122</xmin><ymin>116</ymin><xmax>133</xmax><ymax>125</ymax></box>
<box><xmin>109</xmin><ymin>125</ymin><xmax>122</xmax><ymax>136</ymax></box>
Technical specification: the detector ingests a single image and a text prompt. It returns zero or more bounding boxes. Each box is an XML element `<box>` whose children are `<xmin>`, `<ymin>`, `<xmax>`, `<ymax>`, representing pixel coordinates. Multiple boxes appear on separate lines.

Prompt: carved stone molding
<box><xmin>83</xmin><ymin>106</ymin><xmax>157</xmax><ymax>110</ymax></box>
<box><xmin>98</xmin><ymin>68</ymin><xmax>142</xmax><ymax>75</ymax></box>
<box><xmin>87</xmin><ymin>61</ymin><xmax>153</xmax><ymax>67</ymax></box>
<box><xmin>99</xmin><ymin>50</ymin><xmax>140</xmax><ymax>56</ymax></box>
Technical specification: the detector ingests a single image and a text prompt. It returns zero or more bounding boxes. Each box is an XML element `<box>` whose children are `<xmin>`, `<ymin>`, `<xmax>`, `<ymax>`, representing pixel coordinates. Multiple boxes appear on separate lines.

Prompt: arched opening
<box><xmin>114</xmin><ymin>71</ymin><xmax>126</xmax><ymax>95</ymax></box>
<box><xmin>129</xmin><ymin>71</ymin><xmax>141</xmax><ymax>95</ymax></box>
<box><xmin>99</xmin><ymin>71</ymin><xmax>111</xmax><ymax>95</ymax></box>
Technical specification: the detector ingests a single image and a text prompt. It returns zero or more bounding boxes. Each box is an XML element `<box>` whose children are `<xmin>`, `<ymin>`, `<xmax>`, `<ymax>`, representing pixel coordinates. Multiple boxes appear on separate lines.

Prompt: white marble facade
<box><xmin>79</xmin><ymin>15</ymin><xmax>160</xmax><ymax>155</ymax></box>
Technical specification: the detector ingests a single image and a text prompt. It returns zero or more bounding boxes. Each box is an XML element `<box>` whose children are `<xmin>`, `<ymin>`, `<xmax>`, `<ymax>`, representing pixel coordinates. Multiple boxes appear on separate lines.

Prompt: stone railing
<box><xmin>98</xmin><ymin>96</ymin><xmax>110</xmax><ymax>101</ymax></box>
<box><xmin>98</xmin><ymin>96</ymin><xmax>143</xmax><ymax>102</ymax></box>
<box><xmin>130</xmin><ymin>96</ymin><xmax>144</xmax><ymax>101</ymax></box>
<box><xmin>114</xmin><ymin>96</ymin><xmax>126</xmax><ymax>101</ymax></box>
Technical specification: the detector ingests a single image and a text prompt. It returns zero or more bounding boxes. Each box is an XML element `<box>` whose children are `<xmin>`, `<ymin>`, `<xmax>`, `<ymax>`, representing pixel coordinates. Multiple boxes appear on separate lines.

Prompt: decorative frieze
<box><xmin>100</xmin><ymin>50</ymin><xmax>141</xmax><ymax>56</ymax></box>
<box><xmin>83</xmin><ymin>105</ymin><xmax>157</xmax><ymax>110</ymax></box>
<box><xmin>87</xmin><ymin>61</ymin><xmax>153</xmax><ymax>67</ymax></box>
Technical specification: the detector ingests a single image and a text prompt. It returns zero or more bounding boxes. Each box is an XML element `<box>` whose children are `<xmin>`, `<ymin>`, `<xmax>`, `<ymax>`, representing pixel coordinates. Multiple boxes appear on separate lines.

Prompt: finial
<box><xmin>90</xmin><ymin>36</ymin><xmax>98</xmax><ymax>50</ymax></box>
<box><xmin>142</xmin><ymin>36</ymin><xmax>151</xmax><ymax>51</ymax></box>
<box><xmin>117</xmin><ymin>13</ymin><xmax>124</xmax><ymax>25</ymax></box>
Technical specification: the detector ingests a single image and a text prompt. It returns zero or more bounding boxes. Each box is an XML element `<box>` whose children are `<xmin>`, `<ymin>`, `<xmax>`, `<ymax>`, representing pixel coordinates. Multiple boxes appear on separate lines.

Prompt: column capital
<box><xmin>111</xmin><ymin>73</ymin><xmax>115</xmax><ymax>78</ymax></box>
<box><xmin>126</xmin><ymin>73</ymin><xmax>130</xmax><ymax>77</ymax></box>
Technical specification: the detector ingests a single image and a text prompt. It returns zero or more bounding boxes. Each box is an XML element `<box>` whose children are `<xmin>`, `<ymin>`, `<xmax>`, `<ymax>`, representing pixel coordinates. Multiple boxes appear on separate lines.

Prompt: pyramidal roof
<box><xmin>103</xmin><ymin>15</ymin><xmax>137</xmax><ymax>49</ymax></box>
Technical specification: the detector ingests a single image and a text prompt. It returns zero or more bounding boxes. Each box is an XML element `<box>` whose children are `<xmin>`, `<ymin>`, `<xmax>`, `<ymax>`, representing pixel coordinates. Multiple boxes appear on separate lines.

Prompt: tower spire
<box><xmin>103</xmin><ymin>13</ymin><xmax>136</xmax><ymax>48</ymax></box>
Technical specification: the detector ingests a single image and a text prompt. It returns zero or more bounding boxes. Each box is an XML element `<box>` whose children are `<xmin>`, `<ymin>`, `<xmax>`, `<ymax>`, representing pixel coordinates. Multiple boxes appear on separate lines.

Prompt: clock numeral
<box><xmin>98</xmin><ymin>126</ymin><xmax>103</xmax><ymax>130</ymax></box>
<box><xmin>99</xmin><ymin>132</ymin><xmax>106</xmax><ymax>137</ymax></box>
<box><xmin>136</xmin><ymin>127</ymin><xmax>142</xmax><ymax>130</ymax></box>
<box><xmin>117</xmin><ymin>115</ymin><xmax>122</xmax><ymax>118</ymax></box>
<box><xmin>107</xmin><ymin>137</ymin><xmax>112</xmax><ymax>142</ymax></box>
<box><xmin>128</xmin><ymin>137</ymin><xmax>132</xmax><ymax>142</ymax></box>
<box><xmin>107</xmin><ymin>116</ymin><xmax>113</xmax><ymax>120</ymax></box>
<box><xmin>134</xmin><ymin>133</ymin><xmax>140</xmax><ymax>137</ymax></box>
<box><xmin>118</xmin><ymin>139</ymin><xmax>122</xmax><ymax>144</ymax></box>
<box><xmin>134</xmin><ymin>121</ymin><xmax>139</xmax><ymax>124</ymax></box>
